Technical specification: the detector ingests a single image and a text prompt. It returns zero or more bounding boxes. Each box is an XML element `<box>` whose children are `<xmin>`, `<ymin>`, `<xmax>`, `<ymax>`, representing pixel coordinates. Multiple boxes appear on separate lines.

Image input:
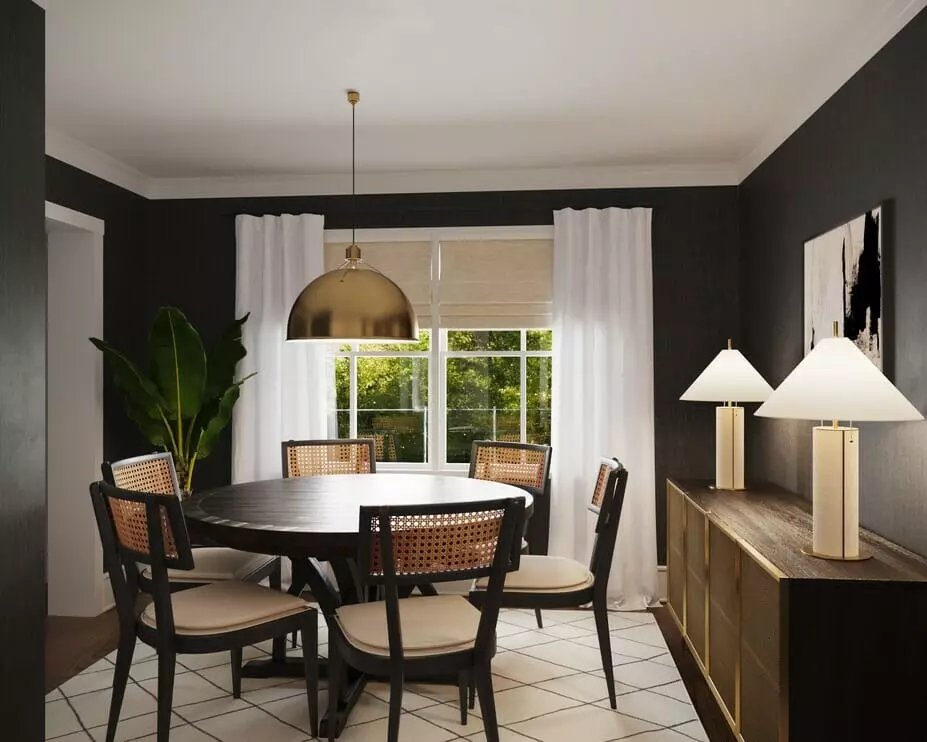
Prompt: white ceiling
<box><xmin>43</xmin><ymin>0</ymin><xmax>925</xmax><ymax>197</ymax></box>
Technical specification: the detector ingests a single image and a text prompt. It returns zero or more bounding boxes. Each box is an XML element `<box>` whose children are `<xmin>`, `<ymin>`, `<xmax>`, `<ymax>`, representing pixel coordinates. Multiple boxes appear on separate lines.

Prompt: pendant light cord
<box><xmin>351</xmin><ymin>97</ymin><xmax>356</xmax><ymax>246</ymax></box>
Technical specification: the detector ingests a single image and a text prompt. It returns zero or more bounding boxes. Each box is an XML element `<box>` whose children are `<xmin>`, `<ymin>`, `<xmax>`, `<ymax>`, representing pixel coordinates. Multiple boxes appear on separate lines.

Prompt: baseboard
<box><xmin>657</xmin><ymin>564</ymin><xmax>667</xmax><ymax>603</ymax></box>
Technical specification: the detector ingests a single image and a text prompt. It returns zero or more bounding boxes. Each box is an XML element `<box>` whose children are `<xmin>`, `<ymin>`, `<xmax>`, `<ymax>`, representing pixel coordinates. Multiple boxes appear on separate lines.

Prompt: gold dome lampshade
<box><xmin>286</xmin><ymin>90</ymin><xmax>419</xmax><ymax>342</ymax></box>
<box><xmin>286</xmin><ymin>245</ymin><xmax>419</xmax><ymax>341</ymax></box>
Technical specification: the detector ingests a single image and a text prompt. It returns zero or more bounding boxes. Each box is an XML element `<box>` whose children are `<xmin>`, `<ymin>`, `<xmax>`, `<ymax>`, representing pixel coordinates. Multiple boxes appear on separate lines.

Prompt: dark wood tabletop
<box><xmin>184</xmin><ymin>473</ymin><xmax>532</xmax><ymax>561</ymax></box>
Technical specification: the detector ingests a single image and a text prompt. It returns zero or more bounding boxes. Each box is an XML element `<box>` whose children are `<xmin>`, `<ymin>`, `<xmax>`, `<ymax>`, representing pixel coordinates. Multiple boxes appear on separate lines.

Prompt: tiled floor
<box><xmin>45</xmin><ymin>608</ymin><xmax>707</xmax><ymax>742</ymax></box>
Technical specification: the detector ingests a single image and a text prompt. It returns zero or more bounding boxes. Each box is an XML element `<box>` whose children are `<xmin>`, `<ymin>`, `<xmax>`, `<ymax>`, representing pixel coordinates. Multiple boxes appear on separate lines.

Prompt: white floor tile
<box><xmin>46</xmin><ymin>733</ymin><xmax>92</xmax><ymax>742</ymax></box>
<box><xmin>518</xmin><ymin>640</ymin><xmax>636</xmax><ymax>672</ymax></box>
<box><xmin>59</xmin><ymin>668</ymin><xmax>116</xmax><ymax>698</ymax></box>
<box><xmin>490</xmin><ymin>684</ymin><xmax>582</xmax><ymax>725</ymax></box>
<box><xmin>497</xmin><ymin>611</ymin><xmax>549</xmax><ymax>630</ymax></box>
<box><xmin>587</xmin><ymin>634</ymin><xmax>667</xmax><ymax>660</ymax></box>
<box><xmin>614</xmin><ymin>610</ymin><xmax>656</xmax><ymax>624</ymax></box>
<box><xmin>128</xmin><ymin>659</ymin><xmax>165</xmax><ymax>682</ymax></box>
<box><xmin>493</xmin><ymin>621</ymin><xmax>530</xmax><ymax>638</ymax></box>
<box><xmin>336</xmin><ymin>712</ymin><xmax>458</xmax><ymax>742</ymax></box>
<box><xmin>69</xmin><ymin>685</ymin><xmax>158</xmax><ymax>729</ymax></box>
<box><xmin>535</xmin><ymin>672</ymin><xmax>635</xmax><ymax>703</ymax></box>
<box><xmin>537</xmin><ymin>621</ymin><xmax>596</xmax><ymax>639</ymax></box>
<box><xmin>674</xmin><ymin>719</ymin><xmax>709</xmax><ymax>741</ymax></box>
<box><xmin>603</xmin><ymin>689</ymin><xmax>696</xmax><ymax>727</ymax></box>
<box><xmin>538</xmin><ymin>609</ymin><xmax>594</xmax><ymax>624</ymax></box>
<box><xmin>131</xmin><ymin>725</ymin><xmax>217</xmax><ymax>742</ymax></box>
<box><xmin>490</xmin><ymin>651</ymin><xmax>575</xmax><ymax>684</ymax></box>
<box><xmin>608</xmin><ymin>660</ymin><xmax>681</xmax><ymax>690</ymax></box>
<box><xmin>625</xmin><ymin>729</ymin><xmax>694</xmax><ymax>741</ymax></box>
<box><xmin>243</xmin><ymin>679</ymin><xmax>314</xmax><ymax>706</ymax></box>
<box><xmin>196</xmin><ymin>707</ymin><xmax>309</xmax><ymax>742</ymax></box>
<box><xmin>46</xmin><ymin>698</ymin><xmax>83</xmax><ymax>739</ymax></box>
<box><xmin>614</xmin><ymin>623</ymin><xmax>668</xmax><ymax>648</ymax></box>
<box><xmin>87</xmin><ymin>710</ymin><xmax>184</xmax><ymax>741</ymax></box>
<box><xmin>510</xmin><ymin>704</ymin><xmax>657</xmax><ymax>742</ymax></box>
<box><xmin>173</xmin><ymin>695</ymin><xmax>252</xmax><ymax>722</ymax></box>
<box><xmin>648</xmin><ymin>680</ymin><xmax>692</xmax><ymax>704</ymax></box>
<box><xmin>496</xmin><ymin>630</ymin><xmax>560</xmax><ymax>650</ymax></box>
<box><xmin>46</xmin><ymin>688</ymin><xmax>65</xmax><ymax>703</ymax></box>
<box><xmin>106</xmin><ymin>641</ymin><xmax>156</xmax><ymax>664</ymax></box>
<box><xmin>464</xmin><ymin>728</ymin><xmax>540</xmax><ymax>742</ymax></box>
<box><xmin>650</xmin><ymin>652</ymin><xmax>679</xmax><ymax>667</ymax></box>
<box><xmin>79</xmin><ymin>658</ymin><xmax>114</xmax><ymax>675</ymax></box>
<box><xmin>262</xmin><ymin>693</ymin><xmax>318</xmax><ymax>735</ymax></box>
<box><xmin>412</xmin><ymin>700</ymin><xmax>478</xmax><ymax>732</ymax></box>
<box><xmin>139</xmin><ymin>670</ymin><xmax>228</xmax><ymax>707</ymax></box>
<box><xmin>176</xmin><ymin>651</ymin><xmax>236</xmax><ymax>672</ymax></box>
<box><xmin>568</xmin><ymin>613</ymin><xmax>644</xmax><ymax>634</ymax></box>
<box><xmin>342</xmin><ymin>692</ymin><xmax>391</xmax><ymax>727</ymax></box>
<box><xmin>196</xmin><ymin>664</ymin><xmax>292</xmax><ymax>695</ymax></box>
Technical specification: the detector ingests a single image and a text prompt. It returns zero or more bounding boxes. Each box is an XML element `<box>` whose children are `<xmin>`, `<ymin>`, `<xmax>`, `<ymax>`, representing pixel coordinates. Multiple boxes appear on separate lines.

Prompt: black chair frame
<box><xmin>468</xmin><ymin>458</ymin><xmax>629</xmax><ymax>710</ymax></box>
<box><xmin>323</xmin><ymin>497</ymin><xmax>526</xmax><ymax>742</ymax></box>
<box><xmin>90</xmin><ymin>481</ymin><xmax>319</xmax><ymax>742</ymax></box>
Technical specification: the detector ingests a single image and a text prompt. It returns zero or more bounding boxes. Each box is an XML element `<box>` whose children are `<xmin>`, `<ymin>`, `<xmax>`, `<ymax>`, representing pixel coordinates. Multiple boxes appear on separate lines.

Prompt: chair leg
<box><xmin>593</xmin><ymin>596</ymin><xmax>617</xmax><ymax>709</ymax></box>
<box><xmin>475</xmin><ymin>662</ymin><xmax>499</xmax><ymax>742</ymax></box>
<box><xmin>457</xmin><ymin>670</ymin><xmax>468</xmax><ymax>725</ymax></box>
<box><xmin>468</xmin><ymin>673</ymin><xmax>476</xmax><ymax>710</ymax></box>
<box><xmin>327</xmin><ymin>642</ymin><xmax>342</xmax><ymax>742</ymax></box>
<box><xmin>105</xmin><ymin>626</ymin><xmax>135</xmax><ymax>742</ymax></box>
<box><xmin>230</xmin><ymin>647</ymin><xmax>242</xmax><ymax>699</ymax></box>
<box><xmin>387</xmin><ymin>670</ymin><xmax>404</xmax><ymax>742</ymax></box>
<box><xmin>534</xmin><ymin>608</ymin><xmax>544</xmax><ymax>629</ymax></box>
<box><xmin>301</xmin><ymin>612</ymin><xmax>319</xmax><ymax>738</ymax></box>
<box><xmin>157</xmin><ymin>649</ymin><xmax>176</xmax><ymax>742</ymax></box>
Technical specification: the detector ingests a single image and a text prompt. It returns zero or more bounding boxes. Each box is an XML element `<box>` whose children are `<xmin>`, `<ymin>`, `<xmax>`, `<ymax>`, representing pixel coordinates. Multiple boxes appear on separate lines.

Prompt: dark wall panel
<box><xmin>0</xmin><ymin>1</ymin><xmax>46</xmax><ymax>738</ymax></box>
<box><xmin>49</xmin><ymin>171</ymin><xmax>740</xmax><ymax>566</ymax></box>
<box><xmin>740</xmin><ymin>9</ymin><xmax>927</xmax><ymax>555</ymax></box>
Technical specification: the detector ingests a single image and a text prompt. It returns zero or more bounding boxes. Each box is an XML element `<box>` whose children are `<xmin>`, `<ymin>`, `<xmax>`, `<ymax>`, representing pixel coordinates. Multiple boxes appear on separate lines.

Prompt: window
<box><xmin>326</xmin><ymin>227</ymin><xmax>554</xmax><ymax>469</ymax></box>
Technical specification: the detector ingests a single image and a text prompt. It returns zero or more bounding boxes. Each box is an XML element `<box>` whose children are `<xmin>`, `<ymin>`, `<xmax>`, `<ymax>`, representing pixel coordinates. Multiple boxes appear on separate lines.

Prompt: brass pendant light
<box><xmin>286</xmin><ymin>90</ymin><xmax>419</xmax><ymax>342</ymax></box>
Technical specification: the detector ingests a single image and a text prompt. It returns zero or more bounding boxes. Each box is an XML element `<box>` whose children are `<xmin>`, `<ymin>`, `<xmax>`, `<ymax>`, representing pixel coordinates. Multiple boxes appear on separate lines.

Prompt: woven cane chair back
<box><xmin>587</xmin><ymin>459</ymin><xmax>628</xmax><ymax>579</ymax></box>
<box><xmin>282</xmin><ymin>439</ymin><xmax>376</xmax><ymax>478</ymax></box>
<box><xmin>468</xmin><ymin>441</ymin><xmax>551</xmax><ymax>492</ymax></box>
<box><xmin>106</xmin><ymin>452</ymin><xmax>180</xmax><ymax>496</ymax></box>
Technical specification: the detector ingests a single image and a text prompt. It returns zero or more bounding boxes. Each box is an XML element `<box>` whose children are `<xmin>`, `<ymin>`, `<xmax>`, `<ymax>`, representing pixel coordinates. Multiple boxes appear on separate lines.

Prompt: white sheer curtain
<box><xmin>550</xmin><ymin>207</ymin><xmax>657</xmax><ymax>609</ymax></box>
<box><xmin>232</xmin><ymin>213</ymin><xmax>330</xmax><ymax>484</ymax></box>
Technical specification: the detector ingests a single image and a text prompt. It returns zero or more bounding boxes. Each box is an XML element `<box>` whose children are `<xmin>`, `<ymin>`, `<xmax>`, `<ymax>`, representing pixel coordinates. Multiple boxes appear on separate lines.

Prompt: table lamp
<box><xmin>680</xmin><ymin>340</ymin><xmax>773</xmax><ymax>490</ymax></box>
<box><xmin>755</xmin><ymin>323</ymin><xmax>923</xmax><ymax>560</ymax></box>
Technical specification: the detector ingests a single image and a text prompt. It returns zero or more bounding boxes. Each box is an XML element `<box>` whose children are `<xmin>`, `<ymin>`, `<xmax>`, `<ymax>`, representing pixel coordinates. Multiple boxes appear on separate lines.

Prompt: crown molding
<box><xmin>145</xmin><ymin>162</ymin><xmax>739</xmax><ymax>200</ymax></box>
<box><xmin>736</xmin><ymin>0</ymin><xmax>927</xmax><ymax>182</ymax></box>
<box><xmin>45</xmin><ymin>127</ymin><xmax>150</xmax><ymax>197</ymax></box>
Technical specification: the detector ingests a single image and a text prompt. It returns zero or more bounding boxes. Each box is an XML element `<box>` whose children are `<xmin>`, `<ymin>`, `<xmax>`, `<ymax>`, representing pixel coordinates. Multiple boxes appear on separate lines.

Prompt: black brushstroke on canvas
<box><xmin>844</xmin><ymin>210</ymin><xmax>881</xmax><ymax>355</ymax></box>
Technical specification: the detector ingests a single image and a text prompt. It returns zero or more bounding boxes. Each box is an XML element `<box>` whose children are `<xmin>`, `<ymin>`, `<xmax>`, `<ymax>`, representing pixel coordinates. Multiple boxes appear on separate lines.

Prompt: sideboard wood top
<box><xmin>668</xmin><ymin>478</ymin><xmax>927</xmax><ymax>582</ymax></box>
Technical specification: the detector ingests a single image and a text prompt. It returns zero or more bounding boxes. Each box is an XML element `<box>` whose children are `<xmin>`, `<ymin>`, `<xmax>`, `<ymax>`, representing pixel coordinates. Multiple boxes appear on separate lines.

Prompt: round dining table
<box><xmin>183</xmin><ymin>473</ymin><xmax>532</xmax><ymax>737</ymax></box>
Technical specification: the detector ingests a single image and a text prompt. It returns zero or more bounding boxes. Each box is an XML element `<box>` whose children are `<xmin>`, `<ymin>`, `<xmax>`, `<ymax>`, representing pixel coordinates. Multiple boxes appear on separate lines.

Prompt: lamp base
<box><xmin>811</xmin><ymin>425</ymin><xmax>861</xmax><ymax>558</ymax></box>
<box><xmin>715</xmin><ymin>406</ymin><xmax>744</xmax><ymax>490</ymax></box>
<box><xmin>800</xmin><ymin>543</ymin><xmax>872</xmax><ymax>561</ymax></box>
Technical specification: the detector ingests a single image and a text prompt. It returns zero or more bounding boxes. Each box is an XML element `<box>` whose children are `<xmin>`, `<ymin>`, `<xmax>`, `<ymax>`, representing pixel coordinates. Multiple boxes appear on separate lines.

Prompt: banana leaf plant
<box><xmin>90</xmin><ymin>307</ymin><xmax>255</xmax><ymax>494</ymax></box>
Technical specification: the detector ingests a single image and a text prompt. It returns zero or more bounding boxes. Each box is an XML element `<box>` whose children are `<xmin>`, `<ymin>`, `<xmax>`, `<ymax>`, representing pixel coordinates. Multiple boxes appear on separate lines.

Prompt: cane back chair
<box><xmin>322</xmin><ymin>497</ymin><xmax>526</xmax><ymax>742</ymax></box>
<box><xmin>282</xmin><ymin>438</ymin><xmax>376</xmax><ymax>477</ymax></box>
<box><xmin>469</xmin><ymin>457</ymin><xmax>629</xmax><ymax>710</ymax></box>
<box><xmin>89</xmin><ymin>480</ymin><xmax>318</xmax><ymax>742</ymax></box>
<box><xmin>469</xmin><ymin>440</ymin><xmax>552</xmax><ymax>626</ymax></box>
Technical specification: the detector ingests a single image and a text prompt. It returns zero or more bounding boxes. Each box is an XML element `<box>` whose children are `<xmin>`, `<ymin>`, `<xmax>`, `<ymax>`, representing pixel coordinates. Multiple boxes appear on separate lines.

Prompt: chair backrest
<box><xmin>468</xmin><ymin>440</ymin><xmax>551</xmax><ymax>494</ymax></box>
<box><xmin>357</xmin><ymin>498</ymin><xmax>525</xmax><ymax>660</ymax></box>
<box><xmin>362</xmin><ymin>431</ymin><xmax>398</xmax><ymax>463</ymax></box>
<box><xmin>102</xmin><ymin>451</ymin><xmax>181</xmax><ymax>497</ymax></box>
<box><xmin>587</xmin><ymin>458</ymin><xmax>629</xmax><ymax>591</ymax></box>
<box><xmin>282</xmin><ymin>439</ymin><xmax>377</xmax><ymax>477</ymax></box>
<box><xmin>89</xmin><ymin>480</ymin><xmax>193</xmax><ymax>633</ymax></box>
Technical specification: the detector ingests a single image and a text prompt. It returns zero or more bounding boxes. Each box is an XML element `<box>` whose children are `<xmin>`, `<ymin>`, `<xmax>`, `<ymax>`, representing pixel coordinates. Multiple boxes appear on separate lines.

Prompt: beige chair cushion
<box><xmin>141</xmin><ymin>547</ymin><xmax>276</xmax><ymax>583</ymax></box>
<box><xmin>336</xmin><ymin>595</ymin><xmax>480</xmax><ymax>657</ymax></box>
<box><xmin>474</xmin><ymin>555</ymin><xmax>594</xmax><ymax>593</ymax></box>
<box><xmin>140</xmin><ymin>581</ymin><xmax>309</xmax><ymax>635</ymax></box>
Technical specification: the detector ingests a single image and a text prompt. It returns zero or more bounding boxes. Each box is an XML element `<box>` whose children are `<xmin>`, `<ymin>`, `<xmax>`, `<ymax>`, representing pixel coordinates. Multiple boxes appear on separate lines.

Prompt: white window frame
<box><xmin>325</xmin><ymin>225</ymin><xmax>553</xmax><ymax>473</ymax></box>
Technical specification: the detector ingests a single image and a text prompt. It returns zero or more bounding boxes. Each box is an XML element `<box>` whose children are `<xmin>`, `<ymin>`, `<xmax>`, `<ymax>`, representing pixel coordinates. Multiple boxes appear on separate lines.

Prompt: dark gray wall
<box><xmin>45</xmin><ymin>166</ymin><xmax>742</xmax><ymax>563</ymax></box>
<box><xmin>0</xmin><ymin>1</ymin><xmax>46</xmax><ymax>738</ymax></box>
<box><xmin>740</xmin><ymin>9</ymin><xmax>927</xmax><ymax>555</ymax></box>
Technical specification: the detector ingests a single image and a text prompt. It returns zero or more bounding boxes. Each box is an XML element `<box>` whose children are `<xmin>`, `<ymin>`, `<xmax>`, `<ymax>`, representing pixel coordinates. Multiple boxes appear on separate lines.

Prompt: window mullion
<box><xmin>349</xmin><ymin>354</ymin><xmax>358</xmax><ymax>439</ymax></box>
<box><xmin>520</xmin><ymin>331</ymin><xmax>527</xmax><ymax>443</ymax></box>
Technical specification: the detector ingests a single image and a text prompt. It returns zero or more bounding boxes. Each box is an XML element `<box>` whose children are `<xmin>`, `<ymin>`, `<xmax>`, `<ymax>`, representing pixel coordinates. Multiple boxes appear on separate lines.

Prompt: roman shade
<box><xmin>438</xmin><ymin>239</ymin><xmax>553</xmax><ymax>328</ymax></box>
<box><xmin>324</xmin><ymin>241</ymin><xmax>433</xmax><ymax>326</ymax></box>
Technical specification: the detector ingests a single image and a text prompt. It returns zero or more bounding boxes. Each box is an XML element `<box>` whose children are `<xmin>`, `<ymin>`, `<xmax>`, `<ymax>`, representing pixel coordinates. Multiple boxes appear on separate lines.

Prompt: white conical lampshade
<box><xmin>755</xmin><ymin>337</ymin><xmax>923</xmax><ymax>422</ymax></box>
<box><xmin>681</xmin><ymin>349</ymin><xmax>773</xmax><ymax>403</ymax></box>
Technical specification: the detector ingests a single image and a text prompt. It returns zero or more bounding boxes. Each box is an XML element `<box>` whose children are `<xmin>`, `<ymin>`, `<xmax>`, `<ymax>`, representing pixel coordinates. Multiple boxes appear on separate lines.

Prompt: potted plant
<box><xmin>91</xmin><ymin>307</ymin><xmax>254</xmax><ymax>494</ymax></box>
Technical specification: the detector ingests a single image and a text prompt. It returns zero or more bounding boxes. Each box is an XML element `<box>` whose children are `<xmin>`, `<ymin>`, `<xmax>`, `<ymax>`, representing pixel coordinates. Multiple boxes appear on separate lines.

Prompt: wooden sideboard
<box><xmin>666</xmin><ymin>479</ymin><xmax>927</xmax><ymax>742</ymax></box>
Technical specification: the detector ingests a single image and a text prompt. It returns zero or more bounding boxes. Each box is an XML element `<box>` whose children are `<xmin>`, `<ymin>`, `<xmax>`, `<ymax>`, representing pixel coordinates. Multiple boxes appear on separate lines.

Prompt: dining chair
<box><xmin>89</xmin><ymin>480</ymin><xmax>319</xmax><ymax>742</ymax></box>
<box><xmin>103</xmin><ymin>452</ymin><xmax>281</xmax><ymax>594</ymax></box>
<box><xmin>323</xmin><ymin>497</ymin><xmax>525</xmax><ymax>742</ymax></box>
<box><xmin>469</xmin><ymin>457</ymin><xmax>629</xmax><ymax>710</ymax></box>
<box><xmin>282</xmin><ymin>438</ymin><xmax>377</xmax><ymax>477</ymax></box>
<box><xmin>360</xmin><ymin>430</ymin><xmax>398</xmax><ymax>463</ymax></box>
<box><xmin>469</xmin><ymin>440</ymin><xmax>552</xmax><ymax>627</ymax></box>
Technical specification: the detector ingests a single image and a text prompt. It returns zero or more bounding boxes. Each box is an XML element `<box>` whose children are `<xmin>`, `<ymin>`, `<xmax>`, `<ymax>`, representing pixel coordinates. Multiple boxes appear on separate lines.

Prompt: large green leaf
<box><xmin>149</xmin><ymin>307</ymin><xmax>207</xmax><ymax>422</ymax></box>
<box><xmin>195</xmin><ymin>384</ymin><xmax>241</xmax><ymax>459</ymax></box>
<box><xmin>89</xmin><ymin>337</ymin><xmax>166</xmax><ymax>418</ymax></box>
<box><xmin>205</xmin><ymin>313</ymin><xmax>250</xmax><ymax>401</ymax></box>
<box><xmin>126</xmin><ymin>401</ymin><xmax>170</xmax><ymax>449</ymax></box>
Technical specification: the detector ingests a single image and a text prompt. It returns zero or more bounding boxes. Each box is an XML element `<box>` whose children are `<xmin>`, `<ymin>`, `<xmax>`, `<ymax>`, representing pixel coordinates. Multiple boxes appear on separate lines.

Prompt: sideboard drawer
<box><xmin>667</xmin><ymin>483</ymin><xmax>686</xmax><ymax>625</ymax></box>
<box><xmin>708</xmin><ymin>522</ymin><xmax>739</xmax><ymax>721</ymax></box>
<box><xmin>685</xmin><ymin>501</ymin><xmax>707</xmax><ymax>664</ymax></box>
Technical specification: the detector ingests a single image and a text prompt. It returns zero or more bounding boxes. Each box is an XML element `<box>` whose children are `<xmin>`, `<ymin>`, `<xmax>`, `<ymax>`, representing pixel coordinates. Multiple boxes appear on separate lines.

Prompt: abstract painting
<box><xmin>804</xmin><ymin>206</ymin><xmax>882</xmax><ymax>369</ymax></box>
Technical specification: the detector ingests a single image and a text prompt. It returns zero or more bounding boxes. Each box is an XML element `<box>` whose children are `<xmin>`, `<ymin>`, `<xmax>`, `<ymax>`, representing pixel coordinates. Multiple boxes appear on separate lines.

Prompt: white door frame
<box><xmin>45</xmin><ymin>201</ymin><xmax>109</xmax><ymax>616</ymax></box>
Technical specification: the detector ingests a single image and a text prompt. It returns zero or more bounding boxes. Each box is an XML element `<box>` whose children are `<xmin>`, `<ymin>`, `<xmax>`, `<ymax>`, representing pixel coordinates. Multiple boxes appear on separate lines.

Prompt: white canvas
<box><xmin>803</xmin><ymin>206</ymin><xmax>882</xmax><ymax>369</ymax></box>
